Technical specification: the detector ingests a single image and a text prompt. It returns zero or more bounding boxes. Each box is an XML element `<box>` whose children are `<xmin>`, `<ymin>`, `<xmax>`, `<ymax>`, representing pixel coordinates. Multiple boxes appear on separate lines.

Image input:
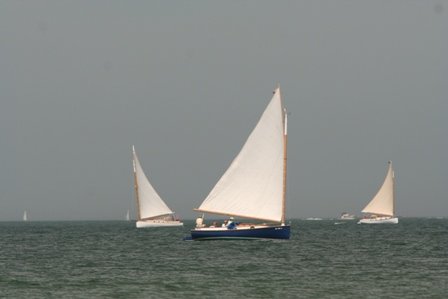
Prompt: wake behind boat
<box><xmin>132</xmin><ymin>146</ymin><xmax>183</xmax><ymax>228</ymax></box>
<box><xmin>358</xmin><ymin>161</ymin><xmax>398</xmax><ymax>224</ymax></box>
<box><xmin>191</xmin><ymin>87</ymin><xmax>290</xmax><ymax>240</ymax></box>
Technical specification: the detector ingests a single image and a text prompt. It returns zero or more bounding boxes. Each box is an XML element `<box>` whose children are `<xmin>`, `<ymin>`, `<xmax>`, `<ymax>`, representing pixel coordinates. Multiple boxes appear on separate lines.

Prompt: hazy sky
<box><xmin>1</xmin><ymin>1</ymin><xmax>447</xmax><ymax>220</ymax></box>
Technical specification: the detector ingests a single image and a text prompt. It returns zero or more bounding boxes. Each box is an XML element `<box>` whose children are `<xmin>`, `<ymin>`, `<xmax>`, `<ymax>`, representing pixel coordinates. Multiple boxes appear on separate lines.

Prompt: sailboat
<box><xmin>358</xmin><ymin>161</ymin><xmax>398</xmax><ymax>224</ymax></box>
<box><xmin>190</xmin><ymin>87</ymin><xmax>290</xmax><ymax>240</ymax></box>
<box><xmin>23</xmin><ymin>210</ymin><xmax>28</xmax><ymax>222</ymax></box>
<box><xmin>132</xmin><ymin>146</ymin><xmax>183</xmax><ymax>228</ymax></box>
<box><xmin>125</xmin><ymin>209</ymin><xmax>130</xmax><ymax>221</ymax></box>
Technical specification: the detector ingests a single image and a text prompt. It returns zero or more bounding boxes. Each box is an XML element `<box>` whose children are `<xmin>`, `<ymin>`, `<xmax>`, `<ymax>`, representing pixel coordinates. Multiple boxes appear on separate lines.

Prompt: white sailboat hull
<box><xmin>136</xmin><ymin>220</ymin><xmax>183</xmax><ymax>228</ymax></box>
<box><xmin>357</xmin><ymin>217</ymin><xmax>398</xmax><ymax>224</ymax></box>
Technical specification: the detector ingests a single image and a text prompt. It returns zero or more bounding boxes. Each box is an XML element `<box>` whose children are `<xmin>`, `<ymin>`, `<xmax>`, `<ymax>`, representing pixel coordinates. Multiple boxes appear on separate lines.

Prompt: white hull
<box><xmin>339</xmin><ymin>213</ymin><xmax>356</xmax><ymax>220</ymax></box>
<box><xmin>357</xmin><ymin>217</ymin><xmax>398</xmax><ymax>224</ymax></box>
<box><xmin>136</xmin><ymin>220</ymin><xmax>183</xmax><ymax>228</ymax></box>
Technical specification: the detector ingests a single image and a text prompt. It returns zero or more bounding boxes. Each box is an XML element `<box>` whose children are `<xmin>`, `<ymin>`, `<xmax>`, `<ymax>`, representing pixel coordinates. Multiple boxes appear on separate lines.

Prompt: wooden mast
<box><xmin>132</xmin><ymin>146</ymin><xmax>141</xmax><ymax>221</ymax></box>
<box><xmin>280</xmin><ymin>87</ymin><xmax>288</xmax><ymax>225</ymax></box>
<box><xmin>390</xmin><ymin>161</ymin><xmax>394</xmax><ymax>217</ymax></box>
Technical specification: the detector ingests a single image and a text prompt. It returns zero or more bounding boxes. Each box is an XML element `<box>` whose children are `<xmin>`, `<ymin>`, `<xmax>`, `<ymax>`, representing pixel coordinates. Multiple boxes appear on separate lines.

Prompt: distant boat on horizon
<box><xmin>132</xmin><ymin>146</ymin><xmax>183</xmax><ymax>228</ymax></box>
<box><xmin>339</xmin><ymin>212</ymin><xmax>356</xmax><ymax>220</ymax></box>
<box><xmin>358</xmin><ymin>161</ymin><xmax>398</xmax><ymax>224</ymax></box>
<box><xmin>125</xmin><ymin>209</ymin><xmax>130</xmax><ymax>221</ymax></box>
<box><xmin>23</xmin><ymin>210</ymin><xmax>28</xmax><ymax>222</ymax></box>
<box><xmin>190</xmin><ymin>87</ymin><xmax>290</xmax><ymax>240</ymax></box>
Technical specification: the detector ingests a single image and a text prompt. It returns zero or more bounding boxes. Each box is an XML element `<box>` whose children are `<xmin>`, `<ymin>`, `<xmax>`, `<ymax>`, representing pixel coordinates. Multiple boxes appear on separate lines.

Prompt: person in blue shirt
<box><xmin>226</xmin><ymin>217</ymin><xmax>237</xmax><ymax>229</ymax></box>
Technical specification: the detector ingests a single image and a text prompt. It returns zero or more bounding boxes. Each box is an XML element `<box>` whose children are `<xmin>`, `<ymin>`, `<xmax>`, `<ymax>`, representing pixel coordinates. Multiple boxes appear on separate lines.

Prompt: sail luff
<box><xmin>132</xmin><ymin>146</ymin><xmax>142</xmax><ymax>220</ymax></box>
<box><xmin>361</xmin><ymin>161</ymin><xmax>395</xmax><ymax>217</ymax></box>
<box><xmin>392</xmin><ymin>168</ymin><xmax>395</xmax><ymax>216</ymax></box>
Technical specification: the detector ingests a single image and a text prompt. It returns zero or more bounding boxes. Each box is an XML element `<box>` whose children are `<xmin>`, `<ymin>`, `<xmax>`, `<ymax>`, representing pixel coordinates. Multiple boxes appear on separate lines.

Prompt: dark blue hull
<box><xmin>190</xmin><ymin>225</ymin><xmax>290</xmax><ymax>240</ymax></box>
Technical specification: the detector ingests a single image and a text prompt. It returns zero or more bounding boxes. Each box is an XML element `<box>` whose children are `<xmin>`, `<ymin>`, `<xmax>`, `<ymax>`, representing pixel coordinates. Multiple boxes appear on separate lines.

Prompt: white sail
<box><xmin>361</xmin><ymin>161</ymin><xmax>394</xmax><ymax>217</ymax></box>
<box><xmin>126</xmin><ymin>209</ymin><xmax>130</xmax><ymax>221</ymax></box>
<box><xmin>23</xmin><ymin>210</ymin><xmax>28</xmax><ymax>221</ymax></box>
<box><xmin>132</xmin><ymin>146</ymin><xmax>174</xmax><ymax>220</ymax></box>
<box><xmin>196</xmin><ymin>88</ymin><xmax>286</xmax><ymax>223</ymax></box>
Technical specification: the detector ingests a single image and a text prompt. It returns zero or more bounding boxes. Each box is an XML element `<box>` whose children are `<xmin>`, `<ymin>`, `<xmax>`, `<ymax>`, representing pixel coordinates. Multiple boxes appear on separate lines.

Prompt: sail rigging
<box><xmin>195</xmin><ymin>87</ymin><xmax>287</xmax><ymax>223</ymax></box>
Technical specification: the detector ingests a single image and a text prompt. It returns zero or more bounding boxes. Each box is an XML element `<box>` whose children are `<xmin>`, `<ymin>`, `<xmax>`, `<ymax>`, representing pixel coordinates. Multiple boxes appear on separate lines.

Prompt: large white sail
<box><xmin>132</xmin><ymin>147</ymin><xmax>174</xmax><ymax>220</ymax></box>
<box><xmin>196</xmin><ymin>88</ymin><xmax>286</xmax><ymax>223</ymax></box>
<box><xmin>361</xmin><ymin>161</ymin><xmax>394</xmax><ymax>217</ymax></box>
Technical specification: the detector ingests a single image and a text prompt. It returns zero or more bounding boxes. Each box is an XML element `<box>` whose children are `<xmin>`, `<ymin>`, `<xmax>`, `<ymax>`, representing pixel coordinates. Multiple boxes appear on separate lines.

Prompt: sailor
<box><xmin>226</xmin><ymin>217</ymin><xmax>236</xmax><ymax>229</ymax></box>
<box><xmin>195</xmin><ymin>217</ymin><xmax>205</xmax><ymax>228</ymax></box>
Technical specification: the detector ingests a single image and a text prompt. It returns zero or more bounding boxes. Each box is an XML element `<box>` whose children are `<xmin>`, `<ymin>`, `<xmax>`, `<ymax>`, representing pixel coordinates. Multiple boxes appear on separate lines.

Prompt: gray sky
<box><xmin>1</xmin><ymin>1</ymin><xmax>447</xmax><ymax>220</ymax></box>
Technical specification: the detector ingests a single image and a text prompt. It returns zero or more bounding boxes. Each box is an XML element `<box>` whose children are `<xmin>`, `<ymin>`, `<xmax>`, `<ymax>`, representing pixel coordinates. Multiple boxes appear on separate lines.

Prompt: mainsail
<box><xmin>195</xmin><ymin>88</ymin><xmax>287</xmax><ymax>223</ymax></box>
<box><xmin>132</xmin><ymin>146</ymin><xmax>174</xmax><ymax>220</ymax></box>
<box><xmin>361</xmin><ymin>161</ymin><xmax>394</xmax><ymax>217</ymax></box>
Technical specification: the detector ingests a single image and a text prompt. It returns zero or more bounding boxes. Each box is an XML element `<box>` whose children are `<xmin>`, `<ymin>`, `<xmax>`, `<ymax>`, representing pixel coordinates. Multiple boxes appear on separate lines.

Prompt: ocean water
<box><xmin>0</xmin><ymin>219</ymin><xmax>447</xmax><ymax>298</ymax></box>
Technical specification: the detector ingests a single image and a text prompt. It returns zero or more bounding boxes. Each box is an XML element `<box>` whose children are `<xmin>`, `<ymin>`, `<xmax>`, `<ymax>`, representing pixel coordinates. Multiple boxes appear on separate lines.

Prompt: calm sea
<box><xmin>0</xmin><ymin>219</ymin><xmax>447</xmax><ymax>298</ymax></box>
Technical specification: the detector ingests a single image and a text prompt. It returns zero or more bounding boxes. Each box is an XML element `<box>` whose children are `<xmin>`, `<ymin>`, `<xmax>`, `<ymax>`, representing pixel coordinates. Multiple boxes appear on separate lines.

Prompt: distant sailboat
<box><xmin>132</xmin><ymin>146</ymin><xmax>183</xmax><ymax>228</ymax></box>
<box><xmin>190</xmin><ymin>87</ymin><xmax>290</xmax><ymax>240</ymax></box>
<box><xmin>23</xmin><ymin>210</ymin><xmax>28</xmax><ymax>222</ymax></box>
<box><xmin>125</xmin><ymin>209</ymin><xmax>130</xmax><ymax>221</ymax></box>
<box><xmin>358</xmin><ymin>161</ymin><xmax>398</xmax><ymax>224</ymax></box>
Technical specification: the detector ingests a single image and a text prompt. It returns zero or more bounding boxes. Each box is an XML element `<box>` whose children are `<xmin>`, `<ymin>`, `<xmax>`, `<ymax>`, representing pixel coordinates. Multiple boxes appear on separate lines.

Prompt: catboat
<box><xmin>358</xmin><ymin>161</ymin><xmax>398</xmax><ymax>224</ymax></box>
<box><xmin>191</xmin><ymin>87</ymin><xmax>290</xmax><ymax>240</ymax></box>
<box><xmin>132</xmin><ymin>146</ymin><xmax>183</xmax><ymax>228</ymax></box>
